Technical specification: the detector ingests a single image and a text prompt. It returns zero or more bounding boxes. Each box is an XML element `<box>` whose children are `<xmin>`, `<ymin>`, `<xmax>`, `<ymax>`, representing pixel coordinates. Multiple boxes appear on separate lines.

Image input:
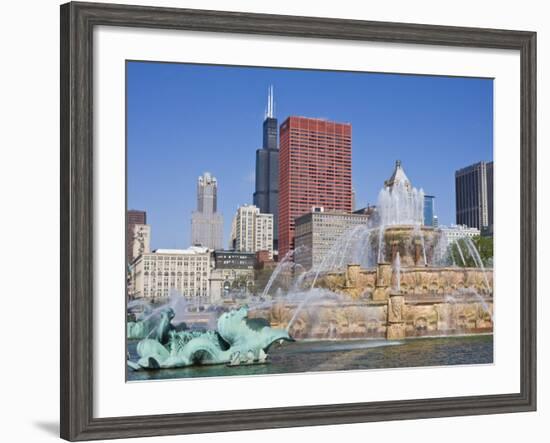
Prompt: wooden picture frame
<box><xmin>60</xmin><ymin>1</ymin><xmax>536</xmax><ymax>440</ymax></box>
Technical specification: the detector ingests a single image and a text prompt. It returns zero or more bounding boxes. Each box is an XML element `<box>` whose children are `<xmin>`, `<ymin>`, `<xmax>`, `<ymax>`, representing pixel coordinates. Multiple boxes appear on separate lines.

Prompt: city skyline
<box><xmin>127</xmin><ymin>61</ymin><xmax>493</xmax><ymax>250</ymax></box>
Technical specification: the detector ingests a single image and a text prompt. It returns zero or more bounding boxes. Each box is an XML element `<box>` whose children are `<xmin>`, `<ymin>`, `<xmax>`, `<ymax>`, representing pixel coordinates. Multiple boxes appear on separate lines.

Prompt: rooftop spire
<box><xmin>265</xmin><ymin>85</ymin><xmax>274</xmax><ymax>119</ymax></box>
<box><xmin>384</xmin><ymin>159</ymin><xmax>411</xmax><ymax>190</ymax></box>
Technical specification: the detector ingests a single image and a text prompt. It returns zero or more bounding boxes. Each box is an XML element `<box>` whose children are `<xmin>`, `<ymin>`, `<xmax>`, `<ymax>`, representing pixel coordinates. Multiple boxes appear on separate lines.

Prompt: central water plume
<box><xmin>377</xmin><ymin>180</ymin><xmax>425</xmax><ymax>227</ymax></box>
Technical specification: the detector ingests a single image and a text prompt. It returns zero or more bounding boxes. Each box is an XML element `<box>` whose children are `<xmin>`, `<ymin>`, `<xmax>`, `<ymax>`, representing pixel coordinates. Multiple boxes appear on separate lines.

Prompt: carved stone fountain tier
<box><xmin>380</xmin><ymin>225</ymin><xmax>439</xmax><ymax>267</ymax></box>
<box><xmin>250</xmin><ymin>261</ymin><xmax>493</xmax><ymax>340</ymax></box>
<box><xmin>249</xmin><ymin>163</ymin><xmax>493</xmax><ymax>340</ymax></box>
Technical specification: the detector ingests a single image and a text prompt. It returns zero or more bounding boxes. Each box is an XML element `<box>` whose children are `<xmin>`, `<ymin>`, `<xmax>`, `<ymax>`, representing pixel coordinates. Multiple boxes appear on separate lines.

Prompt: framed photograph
<box><xmin>60</xmin><ymin>1</ymin><xmax>536</xmax><ymax>440</ymax></box>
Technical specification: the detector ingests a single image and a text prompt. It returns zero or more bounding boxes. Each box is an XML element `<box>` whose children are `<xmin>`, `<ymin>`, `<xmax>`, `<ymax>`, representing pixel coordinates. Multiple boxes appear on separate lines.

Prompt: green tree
<box><xmin>449</xmin><ymin>236</ymin><xmax>493</xmax><ymax>267</ymax></box>
<box><xmin>472</xmin><ymin>235</ymin><xmax>493</xmax><ymax>266</ymax></box>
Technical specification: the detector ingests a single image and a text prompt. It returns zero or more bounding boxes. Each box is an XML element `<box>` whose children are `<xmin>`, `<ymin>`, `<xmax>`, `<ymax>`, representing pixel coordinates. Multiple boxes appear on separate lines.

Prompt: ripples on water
<box><xmin>127</xmin><ymin>335</ymin><xmax>493</xmax><ymax>382</ymax></box>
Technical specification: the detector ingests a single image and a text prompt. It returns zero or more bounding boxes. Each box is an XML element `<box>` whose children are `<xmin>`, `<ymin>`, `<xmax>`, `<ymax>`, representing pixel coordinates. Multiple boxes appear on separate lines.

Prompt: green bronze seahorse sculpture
<box><xmin>128</xmin><ymin>306</ymin><xmax>293</xmax><ymax>370</ymax></box>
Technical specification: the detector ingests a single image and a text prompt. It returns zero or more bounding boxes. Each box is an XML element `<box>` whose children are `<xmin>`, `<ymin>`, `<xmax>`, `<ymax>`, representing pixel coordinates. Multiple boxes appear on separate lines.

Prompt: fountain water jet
<box><xmin>261</xmin><ymin>247</ymin><xmax>304</xmax><ymax>298</ymax></box>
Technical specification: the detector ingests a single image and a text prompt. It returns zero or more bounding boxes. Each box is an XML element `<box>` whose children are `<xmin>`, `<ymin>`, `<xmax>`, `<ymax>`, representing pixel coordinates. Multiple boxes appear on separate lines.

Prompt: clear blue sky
<box><xmin>127</xmin><ymin>61</ymin><xmax>493</xmax><ymax>250</ymax></box>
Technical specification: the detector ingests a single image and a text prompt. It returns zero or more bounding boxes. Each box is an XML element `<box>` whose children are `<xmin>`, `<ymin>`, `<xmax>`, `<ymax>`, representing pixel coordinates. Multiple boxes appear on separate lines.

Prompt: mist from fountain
<box><xmin>377</xmin><ymin>180</ymin><xmax>425</xmax><ymax>227</ymax></box>
<box><xmin>455</xmin><ymin>239</ymin><xmax>467</xmax><ymax>266</ymax></box>
<box><xmin>462</xmin><ymin>237</ymin><xmax>492</xmax><ymax>294</ymax></box>
<box><xmin>455</xmin><ymin>287</ymin><xmax>493</xmax><ymax>321</ymax></box>
<box><xmin>413</xmin><ymin>224</ymin><xmax>428</xmax><ymax>266</ymax></box>
<box><xmin>393</xmin><ymin>252</ymin><xmax>401</xmax><ymax>292</ymax></box>
<box><xmin>442</xmin><ymin>295</ymin><xmax>459</xmax><ymax>332</ymax></box>
<box><xmin>261</xmin><ymin>247</ymin><xmax>304</xmax><ymax>298</ymax></box>
<box><xmin>432</xmin><ymin>232</ymin><xmax>451</xmax><ymax>267</ymax></box>
<box><xmin>138</xmin><ymin>290</ymin><xmax>189</xmax><ymax>324</ymax></box>
<box><xmin>285</xmin><ymin>289</ymin><xmax>347</xmax><ymax>333</ymax></box>
<box><xmin>127</xmin><ymin>290</ymin><xmax>194</xmax><ymax>340</ymax></box>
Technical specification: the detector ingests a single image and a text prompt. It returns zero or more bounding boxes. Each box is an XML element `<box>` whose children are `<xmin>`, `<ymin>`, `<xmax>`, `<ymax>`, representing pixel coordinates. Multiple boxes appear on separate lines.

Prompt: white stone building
<box><xmin>231</xmin><ymin>204</ymin><xmax>274</xmax><ymax>258</ymax></box>
<box><xmin>130</xmin><ymin>223</ymin><xmax>151</xmax><ymax>263</ymax></box>
<box><xmin>209</xmin><ymin>250</ymin><xmax>256</xmax><ymax>301</ymax></box>
<box><xmin>130</xmin><ymin>247</ymin><xmax>212</xmax><ymax>300</ymax></box>
<box><xmin>209</xmin><ymin>268</ymin><xmax>255</xmax><ymax>302</ymax></box>
<box><xmin>439</xmin><ymin>224</ymin><xmax>480</xmax><ymax>243</ymax></box>
<box><xmin>255</xmin><ymin>213</ymin><xmax>273</xmax><ymax>254</ymax></box>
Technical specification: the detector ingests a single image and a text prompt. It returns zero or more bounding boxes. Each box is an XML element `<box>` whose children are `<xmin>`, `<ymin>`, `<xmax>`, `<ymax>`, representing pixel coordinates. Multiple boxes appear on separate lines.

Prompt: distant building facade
<box><xmin>213</xmin><ymin>250</ymin><xmax>256</xmax><ymax>270</ymax></box>
<box><xmin>424</xmin><ymin>195</ymin><xmax>435</xmax><ymax>227</ymax></box>
<box><xmin>228</xmin><ymin>217</ymin><xmax>237</xmax><ymax>250</ymax></box>
<box><xmin>253</xmin><ymin>86</ymin><xmax>280</xmax><ymax>250</ymax></box>
<box><xmin>127</xmin><ymin>209</ymin><xmax>146</xmax><ymax>263</ymax></box>
<box><xmin>485</xmin><ymin>161</ymin><xmax>494</xmax><ymax>237</ymax></box>
<box><xmin>130</xmin><ymin>223</ymin><xmax>151</xmax><ymax>263</ymax></box>
<box><xmin>279</xmin><ymin>116</ymin><xmax>353</xmax><ymax>258</ymax></box>
<box><xmin>209</xmin><ymin>250</ymin><xmax>255</xmax><ymax>300</ymax></box>
<box><xmin>354</xmin><ymin>205</ymin><xmax>377</xmax><ymax>217</ymax></box>
<box><xmin>130</xmin><ymin>247</ymin><xmax>211</xmax><ymax>300</ymax></box>
<box><xmin>439</xmin><ymin>224</ymin><xmax>480</xmax><ymax>243</ymax></box>
<box><xmin>255</xmin><ymin>250</ymin><xmax>275</xmax><ymax>270</ymax></box>
<box><xmin>191</xmin><ymin>172</ymin><xmax>224</xmax><ymax>249</ymax></box>
<box><xmin>294</xmin><ymin>208</ymin><xmax>370</xmax><ymax>270</ymax></box>
<box><xmin>231</xmin><ymin>204</ymin><xmax>274</xmax><ymax>258</ymax></box>
<box><xmin>455</xmin><ymin>161</ymin><xmax>493</xmax><ymax>233</ymax></box>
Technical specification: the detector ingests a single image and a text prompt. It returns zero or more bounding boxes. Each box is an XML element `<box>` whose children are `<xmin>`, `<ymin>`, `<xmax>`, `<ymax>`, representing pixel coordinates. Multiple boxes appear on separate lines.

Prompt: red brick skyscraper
<box><xmin>278</xmin><ymin>116</ymin><xmax>352</xmax><ymax>258</ymax></box>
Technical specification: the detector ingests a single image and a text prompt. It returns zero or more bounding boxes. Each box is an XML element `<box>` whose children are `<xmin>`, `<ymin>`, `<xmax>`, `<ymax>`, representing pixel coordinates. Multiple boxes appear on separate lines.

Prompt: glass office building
<box><xmin>424</xmin><ymin>195</ymin><xmax>435</xmax><ymax>227</ymax></box>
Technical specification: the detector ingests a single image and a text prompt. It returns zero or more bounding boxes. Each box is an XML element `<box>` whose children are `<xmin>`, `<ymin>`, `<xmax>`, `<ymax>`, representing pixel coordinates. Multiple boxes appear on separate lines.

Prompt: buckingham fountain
<box><xmin>253</xmin><ymin>160</ymin><xmax>493</xmax><ymax>340</ymax></box>
<box><xmin>127</xmin><ymin>161</ymin><xmax>493</xmax><ymax>371</ymax></box>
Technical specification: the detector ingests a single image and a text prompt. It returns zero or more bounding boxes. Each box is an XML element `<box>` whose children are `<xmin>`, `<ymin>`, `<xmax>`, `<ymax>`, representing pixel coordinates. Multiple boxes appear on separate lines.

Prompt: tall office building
<box><xmin>191</xmin><ymin>172</ymin><xmax>224</xmax><ymax>249</ymax></box>
<box><xmin>231</xmin><ymin>204</ymin><xmax>274</xmax><ymax>258</ymax></box>
<box><xmin>455</xmin><ymin>161</ymin><xmax>494</xmax><ymax>233</ymax></box>
<box><xmin>127</xmin><ymin>209</ymin><xmax>146</xmax><ymax>263</ymax></box>
<box><xmin>253</xmin><ymin>86</ymin><xmax>279</xmax><ymax>250</ymax></box>
<box><xmin>424</xmin><ymin>195</ymin><xmax>435</xmax><ymax>227</ymax></box>
<box><xmin>279</xmin><ymin>116</ymin><xmax>353</xmax><ymax>258</ymax></box>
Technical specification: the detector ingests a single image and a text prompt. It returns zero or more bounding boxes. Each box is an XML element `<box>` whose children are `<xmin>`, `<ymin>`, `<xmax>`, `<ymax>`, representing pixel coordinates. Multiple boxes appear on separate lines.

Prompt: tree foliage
<box><xmin>449</xmin><ymin>236</ymin><xmax>493</xmax><ymax>267</ymax></box>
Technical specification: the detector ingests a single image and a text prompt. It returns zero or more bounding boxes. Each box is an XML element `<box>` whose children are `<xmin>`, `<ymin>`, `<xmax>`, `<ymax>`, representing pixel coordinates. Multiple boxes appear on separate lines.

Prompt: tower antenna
<box><xmin>265</xmin><ymin>85</ymin><xmax>274</xmax><ymax>119</ymax></box>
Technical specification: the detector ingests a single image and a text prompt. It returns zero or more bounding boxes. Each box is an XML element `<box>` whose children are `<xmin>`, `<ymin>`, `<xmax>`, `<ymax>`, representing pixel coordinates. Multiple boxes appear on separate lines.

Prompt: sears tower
<box><xmin>253</xmin><ymin>86</ymin><xmax>279</xmax><ymax>251</ymax></box>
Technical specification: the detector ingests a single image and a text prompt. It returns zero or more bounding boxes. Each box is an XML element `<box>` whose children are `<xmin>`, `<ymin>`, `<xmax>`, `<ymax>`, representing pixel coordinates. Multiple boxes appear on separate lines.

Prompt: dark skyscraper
<box><xmin>253</xmin><ymin>86</ymin><xmax>279</xmax><ymax>250</ymax></box>
<box><xmin>455</xmin><ymin>161</ymin><xmax>493</xmax><ymax>234</ymax></box>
